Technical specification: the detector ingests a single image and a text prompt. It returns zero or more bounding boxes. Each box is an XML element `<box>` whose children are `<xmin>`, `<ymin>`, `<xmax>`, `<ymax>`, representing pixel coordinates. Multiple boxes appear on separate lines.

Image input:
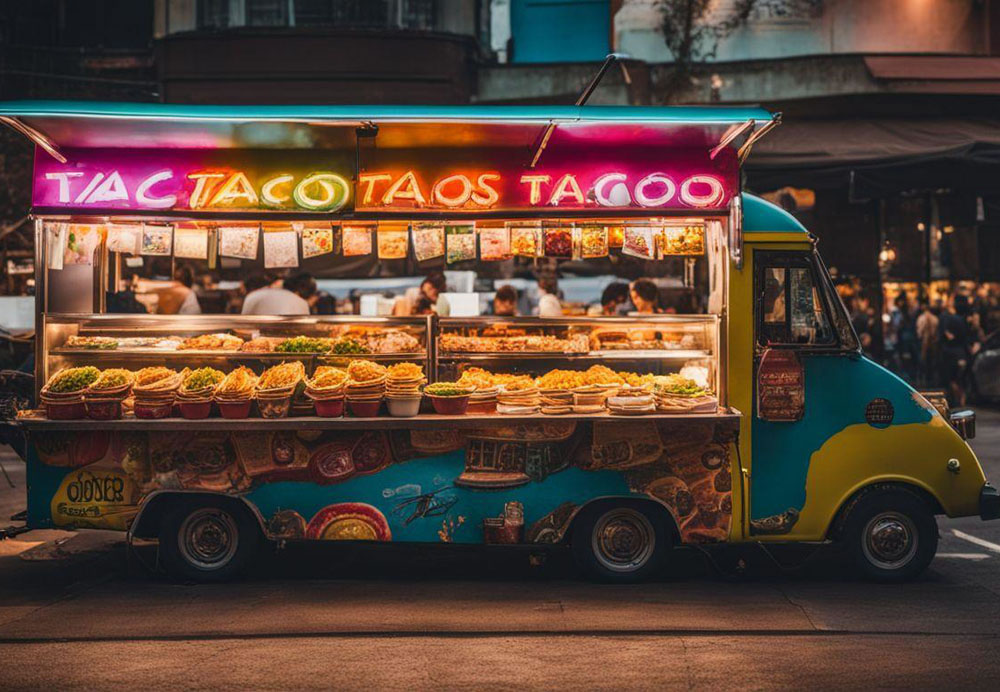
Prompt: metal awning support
<box><xmin>529</xmin><ymin>53</ymin><xmax>627</xmax><ymax>169</ymax></box>
<box><xmin>738</xmin><ymin>113</ymin><xmax>781</xmax><ymax>164</ymax></box>
<box><xmin>710</xmin><ymin>120</ymin><xmax>755</xmax><ymax>160</ymax></box>
<box><xmin>0</xmin><ymin>116</ymin><xmax>65</xmax><ymax>163</ymax></box>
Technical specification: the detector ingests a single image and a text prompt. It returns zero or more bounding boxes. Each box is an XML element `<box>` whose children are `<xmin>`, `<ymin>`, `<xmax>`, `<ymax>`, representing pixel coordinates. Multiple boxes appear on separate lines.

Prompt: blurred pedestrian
<box><xmin>588</xmin><ymin>282</ymin><xmax>630</xmax><ymax>316</ymax></box>
<box><xmin>537</xmin><ymin>275</ymin><xmax>562</xmax><ymax>317</ymax></box>
<box><xmin>629</xmin><ymin>278</ymin><xmax>661</xmax><ymax>315</ymax></box>
<box><xmin>493</xmin><ymin>285</ymin><xmax>519</xmax><ymax>316</ymax></box>
<box><xmin>939</xmin><ymin>293</ymin><xmax>973</xmax><ymax>406</ymax></box>
<box><xmin>916</xmin><ymin>299</ymin><xmax>939</xmax><ymax>386</ymax></box>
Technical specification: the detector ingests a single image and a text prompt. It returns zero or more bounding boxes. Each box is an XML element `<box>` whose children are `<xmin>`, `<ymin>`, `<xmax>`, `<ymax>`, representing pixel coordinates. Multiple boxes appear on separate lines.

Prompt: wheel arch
<box><xmin>129</xmin><ymin>490</ymin><xmax>267</xmax><ymax>540</ymax></box>
<box><xmin>562</xmin><ymin>495</ymin><xmax>681</xmax><ymax>545</ymax></box>
<box><xmin>827</xmin><ymin>480</ymin><xmax>945</xmax><ymax>541</ymax></box>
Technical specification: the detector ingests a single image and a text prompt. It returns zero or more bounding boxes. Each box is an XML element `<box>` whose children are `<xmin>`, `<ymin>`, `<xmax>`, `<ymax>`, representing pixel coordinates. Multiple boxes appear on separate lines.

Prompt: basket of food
<box><xmin>385</xmin><ymin>363</ymin><xmax>425</xmax><ymax>418</ymax></box>
<box><xmin>83</xmin><ymin>368</ymin><xmax>134</xmax><ymax>420</ymax></box>
<box><xmin>424</xmin><ymin>382</ymin><xmax>476</xmax><ymax>415</ymax></box>
<box><xmin>214</xmin><ymin>366</ymin><xmax>258</xmax><ymax>419</ymax></box>
<box><xmin>256</xmin><ymin>361</ymin><xmax>305</xmax><ymax>419</ymax></box>
<box><xmin>132</xmin><ymin>367</ymin><xmax>185</xmax><ymax>419</ymax></box>
<box><xmin>345</xmin><ymin>360</ymin><xmax>387</xmax><ymax>417</ymax></box>
<box><xmin>305</xmin><ymin>366</ymin><xmax>348</xmax><ymax>417</ymax></box>
<box><xmin>456</xmin><ymin>367</ymin><xmax>498</xmax><ymax>414</ymax></box>
<box><xmin>176</xmin><ymin>367</ymin><xmax>224</xmax><ymax>419</ymax></box>
<box><xmin>41</xmin><ymin>366</ymin><xmax>100</xmax><ymax>419</ymax></box>
<box><xmin>653</xmin><ymin>375</ymin><xmax>718</xmax><ymax>414</ymax></box>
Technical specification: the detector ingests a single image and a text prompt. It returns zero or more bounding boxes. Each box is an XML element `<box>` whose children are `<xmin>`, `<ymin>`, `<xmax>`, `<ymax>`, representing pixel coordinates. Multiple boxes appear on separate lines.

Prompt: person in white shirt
<box><xmin>537</xmin><ymin>275</ymin><xmax>562</xmax><ymax>317</ymax></box>
<box><xmin>241</xmin><ymin>273</ymin><xmax>310</xmax><ymax>315</ymax></box>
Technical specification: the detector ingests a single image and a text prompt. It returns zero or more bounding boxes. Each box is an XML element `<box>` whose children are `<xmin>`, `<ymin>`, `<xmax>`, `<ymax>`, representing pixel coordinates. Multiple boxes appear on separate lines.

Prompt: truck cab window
<box><xmin>757</xmin><ymin>255</ymin><xmax>836</xmax><ymax>347</ymax></box>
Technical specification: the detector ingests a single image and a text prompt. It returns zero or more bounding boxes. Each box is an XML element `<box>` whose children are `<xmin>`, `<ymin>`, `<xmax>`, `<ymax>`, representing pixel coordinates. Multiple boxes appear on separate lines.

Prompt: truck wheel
<box><xmin>571</xmin><ymin>502</ymin><xmax>670</xmax><ymax>583</ymax></box>
<box><xmin>842</xmin><ymin>488</ymin><xmax>938</xmax><ymax>582</ymax></box>
<box><xmin>159</xmin><ymin>500</ymin><xmax>261</xmax><ymax>582</ymax></box>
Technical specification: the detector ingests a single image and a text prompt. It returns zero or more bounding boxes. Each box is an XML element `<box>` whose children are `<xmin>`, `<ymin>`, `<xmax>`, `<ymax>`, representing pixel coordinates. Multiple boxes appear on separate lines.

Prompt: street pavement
<box><xmin>2</xmin><ymin>412</ymin><xmax>1000</xmax><ymax>689</ymax></box>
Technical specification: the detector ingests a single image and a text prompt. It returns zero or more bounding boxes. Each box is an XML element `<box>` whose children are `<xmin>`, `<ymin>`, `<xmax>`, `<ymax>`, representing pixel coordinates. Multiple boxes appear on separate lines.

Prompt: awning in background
<box><xmin>746</xmin><ymin>117</ymin><xmax>1000</xmax><ymax>197</ymax></box>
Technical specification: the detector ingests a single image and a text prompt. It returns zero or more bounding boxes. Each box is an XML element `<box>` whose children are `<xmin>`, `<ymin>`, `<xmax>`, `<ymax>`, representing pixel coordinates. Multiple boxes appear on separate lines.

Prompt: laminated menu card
<box><xmin>412</xmin><ymin>224</ymin><xmax>445</xmax><ymax>262</ymax></box>
<box><xmin>140</xmin><ymin>224</ymin><xmax>173</xmax><ymax>256</ymax></box>
<box><xmin>377</xmin><ymin>226</ymin><xmax>409</xmax><ymax>260</ymax></box>
<box><xmin>174</xmin><ymin>227</ymin><xmax>209</xmax><ymax>260</ymax></box>
<box><xmin>478</xmin><ymin>225</ymin><xmax>512</xmax><ymax>261</ymax></box>
<box><xmin>580</xmin><ymin>225</ymin><xmax>609</xmax><ymax>259</ymax></box>
<box><xmin>342</xmin><ymin>225</ymin><xmax>373</xmax><ymax>257</ymax></box>
<box><xmin>219</xmin><ymin>226</ymin><xmax>260</xmax><ymax>260</ymax></box>
<box><xmin>622</xmin><ymin>226</ymin><xmax>655</xmax><ymax>260</ymax></box>
<box><xmin>64</xmin><ymin>225</ymin><xmax>100</xmax><ymax>266</ymax></box>
<box><xmin>263</xmin><ymin>229</ymin><xmax>299</xmax><ymax>268</ymax></box>
<box><xmin>445</xmin><ymin>224</ymin><xmax>476</xmax><ymax>263</ymax></box>
<box><xmin>510</xmin><ymin>223</ymin><xmax>541</xmax><ymax>257</ymax></box>
<box><xmin>106</xmin><ymin>224</ymin><xmax>141</xmax><ymax>255</ymax></box>
<box><xmin>301</xmin><ymin>226</ymin><xmax>334</xmax><ymax>258</ymax></box>
<box><xmin>543</xmin><ymin>226</ymin><xmax>572</xmax><ymax>258</ymax></box>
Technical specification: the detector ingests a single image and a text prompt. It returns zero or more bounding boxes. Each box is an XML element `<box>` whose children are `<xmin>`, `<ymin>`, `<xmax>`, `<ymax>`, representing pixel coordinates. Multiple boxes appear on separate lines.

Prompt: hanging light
<box><xmin>878</xmin><ymin>242</ymin><xmax>897</xmax><ymax>266</ymax></box>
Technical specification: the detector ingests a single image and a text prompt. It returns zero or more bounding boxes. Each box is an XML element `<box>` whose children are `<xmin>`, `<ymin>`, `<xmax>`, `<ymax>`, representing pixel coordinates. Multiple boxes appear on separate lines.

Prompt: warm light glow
<box><xmin>261</xmin><ymin>174</ymin><xmax>294</xmax><ymax>206</ymax></box>
<box><xmin>209</xmin><ymin>171</ymin><xmax>259</xmax><ymax>207</ymax></box>
<box><xmin>293</xmin><ymin>172</ymin><xmax>351</xmax><ymax>211</ymax></box>
<box><xmin>634</xmin><ymin>173</ymin><xmax>676</xmax><ymax>207</ymax></box>
<box><xmin>548</xmin><ymin>174</ymin><xmax>585</xmax><ymax>206</ymax></box>
<box><xmin>520</xmin><ymin>174</ymin><xmax>550</xmax><ymax>205</ymax></box>
<box><xmin>135</xmin><ymin>171</ymin><xmax>177</xmax><ymax>209</ymax></box>
<box><xmin>358</xmin><ymin>173</ymin><xmax>392</xmax><ymax>205</ymax></box>
<box><xmin>381</xmin><ymin>171</ymin><xmax>426</xmax><ymax>205</ymax></box>
<box><xmin>471</xmin><ymin>173</ymin><xmax>501</xmax><ymax>207</ymax></box>
<box><xmin>679</xmin><ymin>175</ymin><xmax>725</xmax><ymax>207</ymax></box>
<box><xmin>593</xmin><ymin>172</ymin><xmax>630</xmax><ymax>207</ymax></box>
<box><xmin>432</xmin><ymin>174</ymin><xmax>473</xmax><ymax>208</ymax></box>
<box><xmin>187</xmin><ymin>172</ymin><xmax>225</xmax><ymax>208</ymax></box>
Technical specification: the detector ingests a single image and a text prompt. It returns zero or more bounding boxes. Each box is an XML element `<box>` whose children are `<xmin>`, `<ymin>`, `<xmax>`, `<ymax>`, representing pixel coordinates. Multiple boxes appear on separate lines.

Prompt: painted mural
<box><xmin>30</xmin><ymin>419</ymin><xmax>736</xmax><ymax>546</ymax></box>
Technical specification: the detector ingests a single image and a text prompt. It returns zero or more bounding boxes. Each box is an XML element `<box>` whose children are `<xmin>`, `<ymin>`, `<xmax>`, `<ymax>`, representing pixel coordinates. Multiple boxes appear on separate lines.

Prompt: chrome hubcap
<box><xmin>862</xmin><ymin>511</ymin><xmax>917</xmax><ymax>570</ymax></box>
<box><xmin>592</xmin><ymin>508</ymin><xmax>655</xmax><ymax>573</ymax></box>
<box><xmin>178</xmin><ymin>508</ymin><xmax>239</xmax><ymax>570</ymax></box>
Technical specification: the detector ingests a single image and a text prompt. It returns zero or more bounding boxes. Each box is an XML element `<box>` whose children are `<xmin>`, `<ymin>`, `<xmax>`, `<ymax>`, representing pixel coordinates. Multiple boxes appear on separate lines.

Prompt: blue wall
<box><xmin>511</xmin><ymin>0</ymin><xmax>610</xmax><ymax>64</ymax></box>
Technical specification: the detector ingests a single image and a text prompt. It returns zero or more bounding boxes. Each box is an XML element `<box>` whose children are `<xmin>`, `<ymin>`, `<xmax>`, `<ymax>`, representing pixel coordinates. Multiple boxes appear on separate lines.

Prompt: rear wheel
<box><xmin>159</xmin><ymin>500</ymin><xmax>261</xmax><ymax>582</ymax></box>
<box><xmin>842</xmin><ymin>488</ymin><xmax>938</xmax><ymax>582</ymax></box>
<box><xmin>571</xmin><ymin>502</ymin><xmax>670</xmax><ymax>583</ymax></box>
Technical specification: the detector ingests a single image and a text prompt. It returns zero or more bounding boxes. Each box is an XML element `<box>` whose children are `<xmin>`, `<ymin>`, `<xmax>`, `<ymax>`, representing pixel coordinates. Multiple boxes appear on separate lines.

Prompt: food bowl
<box><xmin>427</xmin><ymin>395</ymin><xmax>470</xmax><ymax>415</ymax></box>
<box><xmin>314</xmin><ymin>397</ymin><xmax>345</xmax><ymax>418</ymax></box>
<box><xmin>45</xmin><ymin>400</ymin><xmax>86</xmax><ymax>420</ymax></box>
<box><xmin>386</xmin><ymin>396</ymin><xmax>421</xmax><ymax>418</ymax></box>
<box><xmin>347</xmin><ymin>398</ymin><xmax>382</xmax><ymax>418</ymax></box>
<box><xmin>84</xmin><ymin>399</ymin><xmax>122</xmax><ymax>420</ymax></box>
<box><xmin>466</xmin><ymin>399</ymin><xmax>497</xmax><ymax>415</ymax></box>
<box><xmin>134</xmin><ymin>398</ymin><xmax>174</xmax><ymax>419</ymax></box>
<box><xmin>217</xmin><ymin>399</ymin><xmax>252</xmax><ymax>419</ymax></box>
<box><xmin>178</xmin><ymin>400</ymin><xmax>213</xmax><ymax>419</ymax></box>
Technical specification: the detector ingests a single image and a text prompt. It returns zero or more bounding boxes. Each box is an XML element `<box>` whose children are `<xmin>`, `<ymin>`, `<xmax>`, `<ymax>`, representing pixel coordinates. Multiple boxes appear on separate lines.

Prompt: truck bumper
<box><xmin>981</xmin><ymin>483</ymin><xmax>1000</xmax><ymax>520</ymax></box>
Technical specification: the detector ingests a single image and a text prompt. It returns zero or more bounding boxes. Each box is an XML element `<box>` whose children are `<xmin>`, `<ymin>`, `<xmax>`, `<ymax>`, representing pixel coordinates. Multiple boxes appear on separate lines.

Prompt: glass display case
<box><xmin>42</xmin><ymin>314</ymin><xmax>433</xmax><ymax>387</ymax></box>
<box><xmin>436</xmin><ymin>315</ymin><xmax>721</xmax><ymax>401</ymax></box>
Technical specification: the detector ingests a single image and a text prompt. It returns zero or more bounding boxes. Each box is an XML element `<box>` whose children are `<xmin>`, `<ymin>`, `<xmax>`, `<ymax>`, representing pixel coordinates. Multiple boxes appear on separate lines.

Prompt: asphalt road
<box><xmin>2</xmin><ymin>411</ymin><xmax>1000</xmax><ymax>690</ymax></box>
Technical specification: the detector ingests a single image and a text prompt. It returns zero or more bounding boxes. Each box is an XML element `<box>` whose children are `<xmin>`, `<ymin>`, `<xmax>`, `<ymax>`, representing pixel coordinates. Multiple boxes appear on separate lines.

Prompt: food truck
<box><xmin>2</xmin><ymin>101</ymin><xmax>996</xmax><ymax>583</ymax></box>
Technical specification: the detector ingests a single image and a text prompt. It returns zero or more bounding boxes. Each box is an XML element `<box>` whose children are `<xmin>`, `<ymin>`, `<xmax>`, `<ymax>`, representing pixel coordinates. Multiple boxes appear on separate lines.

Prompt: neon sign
<box><xmin>32</xmin><ymin>148</ymin><xmax>734</xmax><ymax>214</ymax></box>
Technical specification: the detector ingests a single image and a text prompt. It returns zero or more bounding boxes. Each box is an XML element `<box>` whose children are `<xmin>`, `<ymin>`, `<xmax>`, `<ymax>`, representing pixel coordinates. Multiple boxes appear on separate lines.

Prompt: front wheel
<box><xmin>159</xmin><ymin>500</ymin><xmax>261</xmax><ymax>582</ymax></box>
<box><xmin>842</xmin><ymin>488</ymin><xmax>938</xmax><ymax>582</ymax></box>
<box><xmin>571</xmin><ymin>502</ymin><xmax>670</xmax><ymax>583</ymax></box>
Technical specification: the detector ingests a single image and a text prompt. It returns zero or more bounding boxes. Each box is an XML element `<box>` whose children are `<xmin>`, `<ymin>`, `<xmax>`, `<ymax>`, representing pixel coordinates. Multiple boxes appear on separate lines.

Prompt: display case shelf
<box><xmin>437</xmin><ymin>349</ymin><xmax>712</xmax><ymax>361</ymax></box>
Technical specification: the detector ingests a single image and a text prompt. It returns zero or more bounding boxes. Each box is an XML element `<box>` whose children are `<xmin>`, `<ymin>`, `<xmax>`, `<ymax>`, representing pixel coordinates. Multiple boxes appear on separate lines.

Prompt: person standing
<box><xmin>915</xmin><ymin>299</ymin><xmax>939</xmax><ymax>386</ymax></box>
<box><xmin>629</xmin><ymin>278</ymin><xmax>662</xmax><ymax>315</ymax></box>
<box><xmin>493</xmin><ymin>285</ymin><xmax>519</xmax><ymax>316</ymax></box>
<box><xmin>241</xmin><ymin>272</ymin><xmax>310</xmax><ymax>315</ymax></box>
<box><xmin>587</xmin><ymin>282</ymin><xmax>630</xmax><ymax>316</ymax></box>
<box><xmin>157</xmin><ymin>265</ymin><xmax>201</xmax><ymax>315</ymax></box>
<box><xmin>938</xmin><ymin>293</ymin><xmax>972</xmax><ymax>406</ymax></box>
<box><xmin>536</xmin><ymin>275</ymin><xmax>562</xmax><ymax>317</ymax></box>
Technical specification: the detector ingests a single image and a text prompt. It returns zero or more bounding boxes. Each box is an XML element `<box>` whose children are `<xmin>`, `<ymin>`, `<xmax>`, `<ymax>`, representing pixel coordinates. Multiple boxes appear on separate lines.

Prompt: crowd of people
<box><xmin>844</xmin><ymin>283</ymin><xmax>1000</xmax><ymax>405</ymax></box>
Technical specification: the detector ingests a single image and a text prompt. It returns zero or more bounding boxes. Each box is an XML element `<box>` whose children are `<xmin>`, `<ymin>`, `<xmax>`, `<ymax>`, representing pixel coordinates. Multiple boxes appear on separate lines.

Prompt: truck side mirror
<box><xmin>949</xmin><ymin>408</ymin><xmax>976</xmax><ymax>440</ymax></box>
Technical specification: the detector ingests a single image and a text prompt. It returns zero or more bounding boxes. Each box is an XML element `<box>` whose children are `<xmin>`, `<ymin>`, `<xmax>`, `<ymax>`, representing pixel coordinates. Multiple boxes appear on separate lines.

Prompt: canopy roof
<box><xmin>0</xmin><ymin>100</ymin><xmax>776</xmax><ymax>153</ymax></box>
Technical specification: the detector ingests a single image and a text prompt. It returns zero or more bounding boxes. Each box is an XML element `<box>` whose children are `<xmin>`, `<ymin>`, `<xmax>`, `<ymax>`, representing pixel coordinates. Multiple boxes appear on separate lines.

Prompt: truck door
<box><xmin>750</xmin><ymin>249</ymin><xmax>859</xmax><ymax>536</ymax></box>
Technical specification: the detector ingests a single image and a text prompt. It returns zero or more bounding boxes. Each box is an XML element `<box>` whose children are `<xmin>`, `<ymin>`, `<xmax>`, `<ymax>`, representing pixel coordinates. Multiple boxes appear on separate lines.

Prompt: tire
<box><xmin>158</xmin><ymin>499</ymin><xmax>261</xmax><ymax>582</ymax></box>
<box><xmin>571</xmin><ymin>501</ymin><xmax>671</xmax><ymax>583</ymax></box>
<box><xmin>841</xmin><ymin>487</ymin><xmax>938</xmax><ymax>582</ymax></box>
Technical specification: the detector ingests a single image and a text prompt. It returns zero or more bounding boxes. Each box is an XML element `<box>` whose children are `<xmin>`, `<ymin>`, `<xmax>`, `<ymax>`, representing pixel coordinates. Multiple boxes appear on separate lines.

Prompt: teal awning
<box><xmin>0</xmin><ymin>100</ymin><xmax>777</xmax><ymax>154</ymax></box>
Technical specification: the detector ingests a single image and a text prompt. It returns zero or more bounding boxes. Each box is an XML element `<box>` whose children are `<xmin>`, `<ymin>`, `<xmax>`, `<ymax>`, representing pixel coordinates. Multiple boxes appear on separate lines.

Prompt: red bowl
<box><xmin>314</xmin><ymin>398</ymin><xmax>345</xmax><ymax>418</ymax></box>
<box><xmin>178</xmin><ymin>401</ymin><xmax>212</xmax><ymax>419</ymax></box>
<box><xmin>347</xmin><ymin>399</ymin><xmax>382</xmax><ymax>418</ymax></box>
<box><xmin>134</xmin><ymin>399</ymin><xmax>173</xmax><ymax>419</ymax></box>
<box><xmin>428</xmin><ymin>395</ymin><xmax>470</xmax><ymax>415</ymax></box>
<box><xmin>46</xmin><ymin>400</ymin><xmax>86</xmax><ymax>420</ymax></box>
<box><xmin>217</xmin><ymin>400</ymin><xmax>252</xmax><ymax>419</ymax></box>
<box><xmin>85</xmin><ymin>400</ymin><xmax>122</xmax><ymax>420</ymax></box>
